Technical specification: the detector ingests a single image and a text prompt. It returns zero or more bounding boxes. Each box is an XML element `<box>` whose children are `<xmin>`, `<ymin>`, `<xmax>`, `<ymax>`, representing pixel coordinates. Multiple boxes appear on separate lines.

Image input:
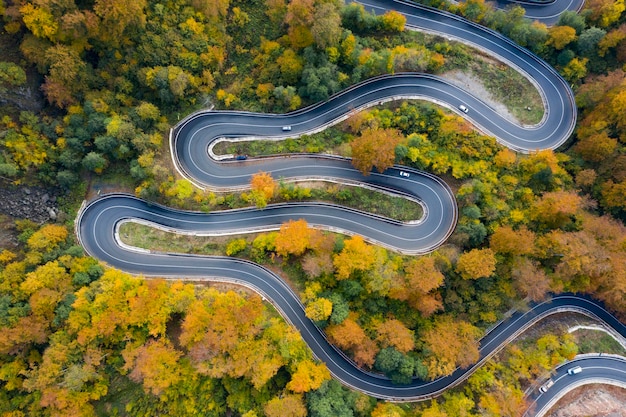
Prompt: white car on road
<box><xmin>568</xmin><ymin>366</ymin><xmax>582</xmax><ymax>375</ymax></box>
<box><xmin>539</xmin><ymin>379</ymin><xmax>554</xmax><ymax>393</ymax></box>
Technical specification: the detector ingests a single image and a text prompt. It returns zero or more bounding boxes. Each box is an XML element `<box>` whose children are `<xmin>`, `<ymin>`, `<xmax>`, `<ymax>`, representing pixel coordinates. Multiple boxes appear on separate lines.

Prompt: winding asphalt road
<box><xmin>77</xmin><ymin>198</ymin><xmax>626</xmax><ymax>400</ymax></box>
<box><xmin>491</xmin><ymin>0</ymin><xmax>586</xmax><ymax>25</ymax></box>
<box><xmin>75</xmin><ymin>0</ymin><xmax>626</xmax><ymax>407</ymax></box>
<box><xmin>527</xmin><ymin>355</ymin><xmax>626</xmax><ymax>416</ymax></box>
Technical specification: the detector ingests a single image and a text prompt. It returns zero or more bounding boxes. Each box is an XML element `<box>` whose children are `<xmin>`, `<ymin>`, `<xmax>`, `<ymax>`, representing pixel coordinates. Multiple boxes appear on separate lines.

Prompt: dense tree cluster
<box><xmin>570</xmin><ymin>69</ymin><xmax>626</xmax><ymax>219</ymax></box>
<box><xmin>221</xmin><ymin>90</ymin><xmax>626</xmax><ymax>413</ymax></box>
<box><xmin>350</xmin><ymin>127</ymin><xmax>405</xmax><ymax>175</ymax></box>
<box><xmin>1</xmin><ymin>0</ymin><xmax>626</xmax><ymax>415</ymax></box>
<box><xmin>0</xmin><ymin>222</ymin><xmax>332</xmax><ymax>416</ymax></box>
<box><xmin>421</xmin><ymin>0</ymin><xmax>626</xmax><ymax>80</ymax></box>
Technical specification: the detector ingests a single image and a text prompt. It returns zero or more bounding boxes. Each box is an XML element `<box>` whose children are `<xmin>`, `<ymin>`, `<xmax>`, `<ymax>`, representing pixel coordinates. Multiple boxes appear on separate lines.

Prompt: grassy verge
<box><xmin>212</xmin><ymin>126</ymin><xmax>350</xmax><ymax>157</ymax></box>
<box><xmin>446</xmin><ymin>51</ymin><xmax>543</xmax><ymax>125</ymax></box>
<box><xmin>120</xmin><ymin>182</ymin><xmax>423</xmax><ymax>255</ymax></box>
<box><xmin>118</xmin><ymin>222</ymin><xmax>318</xmax><ymax>297</ymax></box>
<box><xmin>309</xmin><ymin>183</ymin><xmax>423</xmax><ymax>221</ymax></box>
<box><xmin>470</xmin><ymin>57</ymin><xmax>543</xmax><ymax>125</ymax></box>
<box><xmin>504</xmin><ymin>312</ymin><xmax>626</xmax><ymax>357</ymax></box>
<box><xmin>155</xmin><ymin>178</ymin><xmax>423</xmax><ymax>222</ymax></box>
<box><xmin>571</xmin><ymin>328</ymin><xmax>626</xmax><ymax>356</ymax></box>
<box><xmin>119</xmin><ymin>222</ymin><xmax>232</xmax><ymax>255</ymax></box>
<box><xmin>426</xmin><ymin>35</ymin><xmax>543</xmax><ymax>125</ymax></box>
<box><xmin>385</xmin><ymin>30</ymin><xmax>544</xmax><ymax>124</ymax></box>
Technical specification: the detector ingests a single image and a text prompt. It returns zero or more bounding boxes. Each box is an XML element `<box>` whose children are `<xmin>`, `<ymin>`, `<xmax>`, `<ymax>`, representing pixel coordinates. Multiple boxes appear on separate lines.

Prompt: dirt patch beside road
<box><xmin>441</xmin><ymin>70</ymin><xmax>518</xmax><ymax>123</ymax></box>
<box><xmin>546</xmin><ymin>385</ymin><xmax>626</xmax><ymax>417</ymax></box>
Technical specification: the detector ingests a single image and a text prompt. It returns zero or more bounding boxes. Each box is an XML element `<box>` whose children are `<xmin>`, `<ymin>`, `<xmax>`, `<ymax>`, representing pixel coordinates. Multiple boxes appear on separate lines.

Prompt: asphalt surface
<box><xmin>373</xmin><ymin>0</ymin><xmax>585</xmax><ymax>25</ymax></box>
<box><xmin>75</xmin><ymin>0</ymin><xmax>625</xmax><ymax>407</ymax></box>
<box><xmin>353</xmin><ymin>2</ymin><xmax>577</xmax><ymax>148</ymax></box>
<box><xmin>527</xmin><ymin>356</ymin><xmax>626</xmax><ymax>416</ymax></box>
<box><xmin>491</xmin><ymin>0</ymin><xmax>586</xmax><ymax>25</ymax></box>
<box><xmin>75</xmin><ymin>199</ymin><xmax>626</xmax><ymax>399</ymax></box>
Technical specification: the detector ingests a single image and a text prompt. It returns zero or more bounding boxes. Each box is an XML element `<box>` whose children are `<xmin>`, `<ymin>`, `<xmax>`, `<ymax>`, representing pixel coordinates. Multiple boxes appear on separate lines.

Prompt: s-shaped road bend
<box><xmin>76</xmin><ymin>0</ymin><xmax>626</xmax><ymax>406</ymax></box>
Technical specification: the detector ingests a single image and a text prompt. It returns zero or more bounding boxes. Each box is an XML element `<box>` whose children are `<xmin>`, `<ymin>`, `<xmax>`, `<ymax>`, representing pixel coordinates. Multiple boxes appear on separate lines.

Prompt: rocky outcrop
<box><xmin>0</xmin><ymin>85</ymin><xmax>44</xmax><ymax>113</ymax></box>
<box><xmin>0</xmin><ymin>185</ymin><xmax>60</xmax><ymax>223</ymax></box>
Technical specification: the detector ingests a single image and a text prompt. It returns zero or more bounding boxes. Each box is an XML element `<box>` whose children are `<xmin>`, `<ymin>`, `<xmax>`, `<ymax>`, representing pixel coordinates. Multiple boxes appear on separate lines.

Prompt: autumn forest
<box><xmin>1</xmin><ymin>0</ymin><xmax>626</xmax><ymax>416</ymax></box>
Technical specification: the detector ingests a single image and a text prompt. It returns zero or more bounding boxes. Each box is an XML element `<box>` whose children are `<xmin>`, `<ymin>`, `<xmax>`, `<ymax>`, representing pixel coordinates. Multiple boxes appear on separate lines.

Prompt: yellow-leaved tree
<box><xmin>304</xmin><ymin>297</ymin><xmax>333</xmax><ymax>322</ymax></box>
<box><xmin>249</xmin><ymin>171</ymin><xmax>276</xmax><ymax>208</ymax></box>
<box><xmin>264</xmin><ymin>393</ymin><xmax>307</xmax><ymax>417</ymax></box>
<box><xmin>286</xmin><ymin>360</ymin><xmax>330</xmax><ymax>393</ymax></box>
<box><xmin>389</xmin><ymin>257</ymin><xmax>444</xmax><ymax>317</ymax></box>
<box><xmin>275</xmin><ymin>219</ymin><xmax>317</xmax><ymax>257</ymax></box>
<box><xmin>455</xmin><ymin>248</ymin><xmax>497</xmax><ymax>280</ymax></box>
<box><xmin>27</xmin><ymin>224</ymin><xmax>68</xmax><ymax>253</ymax></box>
<box><xmin>333</xmin><ymin>235</ymin><xmax>376</xmax><ymax>279</ymax></box>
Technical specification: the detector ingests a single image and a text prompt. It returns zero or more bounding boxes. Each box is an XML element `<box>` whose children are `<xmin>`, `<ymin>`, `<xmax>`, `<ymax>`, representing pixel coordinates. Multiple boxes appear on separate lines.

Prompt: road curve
<box><xmin>361</xmin><ymin>0</ymin><xmax>585</xmax><ymax>26</ymax></box>
<box><xmin>489</xmin><ymin>0</ymin><xmax>586</xmax><ymax>25</ymax></box>
<box><xmin>168</xmin><ymin>0</ymin><xmax>577</xmax><ymax>254</ymax></box>
<box><xmin>171</xmin><ymin>1</ymin><xmax>577</xmax><ymax>197</ymax></box>
<box><xmin>76</xmin><ymin>197</ymin><xmax>626</xmax><ymax>400</ymax></box>
<box><xmin>73</xmin><ymin>0</ymin><xmax>616</xmax><ymax>405</ymax></box>
<box><xmin>355</xmin><ymin>1</ymin><xmax>578</xmax><ymax>139</ymax></box>
<box><xmin>526</xmin><ymin>355</ymin><xmax>626</xmax><ymax>417</ymax></box>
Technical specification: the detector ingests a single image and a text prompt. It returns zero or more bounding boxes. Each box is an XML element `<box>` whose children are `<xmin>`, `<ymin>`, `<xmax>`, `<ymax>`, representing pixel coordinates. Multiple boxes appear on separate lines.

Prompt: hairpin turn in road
<box><xmin>76</xmin><ymin>0</ymin><xmax>626</xmax><ymax>409</ymax></box>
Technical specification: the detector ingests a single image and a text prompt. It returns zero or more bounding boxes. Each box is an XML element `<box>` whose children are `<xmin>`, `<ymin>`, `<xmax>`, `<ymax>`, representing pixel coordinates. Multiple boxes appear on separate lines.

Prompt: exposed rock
<box><xmin>547</xmin><ymin>385</ymin><xmax>626</xmax><ymax>417</ymax></box>
<box><xmin>0</xmin><ymin>184</ymin><xmax>60</xmax><ymax>223</ymax></box>
<box><xmin>0</xmin><ymin>83</ymin><xmax>45</xmax><ymax>113</ymax></box>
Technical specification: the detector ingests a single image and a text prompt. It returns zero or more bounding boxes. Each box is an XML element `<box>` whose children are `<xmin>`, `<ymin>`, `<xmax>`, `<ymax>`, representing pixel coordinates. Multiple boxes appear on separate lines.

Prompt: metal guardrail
<box><xmin>80</xmin><ymin>195</ymin><xmax>625</xmax><ymax>403</ymax></box>
<box><xmin>81</xmin><ymin>0</ymin><xmax>581</xmax><ymax>404</ymax></box>
<box><xmin>73</xmin><ymin>199</ymin><xmax>90</xmax><ymax>254</ymax></box>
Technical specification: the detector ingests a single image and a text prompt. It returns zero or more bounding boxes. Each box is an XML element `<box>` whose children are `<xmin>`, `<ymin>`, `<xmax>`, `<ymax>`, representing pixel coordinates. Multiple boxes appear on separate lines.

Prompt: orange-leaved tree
<box><xmin>326</xmin><ymin>316</ymin><xmax>379</xmax><ymax>368</ymax></box>
<box><xmin>375</xmin><ymin>319</ymin><xmax>415</xmax><ymax>354</ymax></box>
<box><xmin>390</xmin><ymin>257</ymin><xmax>444</xmax><ymax>317</ymax></box>
<box><xmin>275</xmin><ymin>219</ymin><xmax>317</xmax><ymax>257</ymax></box>
<box><xmin>422</xmin><ymin>316</ymin><xmax>481</xmax><ymax>379</ymax></box>
<box><xmin>350</xmin><ymin>127</ymin><xmax>404</xmax><ymax>175</ymax></box>
<box><xmin>478</xmin><ymin>382</ymin><xmax>528</xmax><ymax>417</ymax></box>
<box><xmin>123</xmin><ymin>339</ymin><xmax>183</xmax><ymax>396</ymax></box>
<box><xmin>530</xmin><ymin>190</ymin><xmax>583</xmax><ymax>229</ymax></box>
<box><xmin>489</xmin><ymin>225</ymin><xmax>536</xmax><ymax>256</ymax></box>
<box><xmin>511</xmin><ymin>257</ymin><xmax>550</xmax><ymax>302</ymax></box>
